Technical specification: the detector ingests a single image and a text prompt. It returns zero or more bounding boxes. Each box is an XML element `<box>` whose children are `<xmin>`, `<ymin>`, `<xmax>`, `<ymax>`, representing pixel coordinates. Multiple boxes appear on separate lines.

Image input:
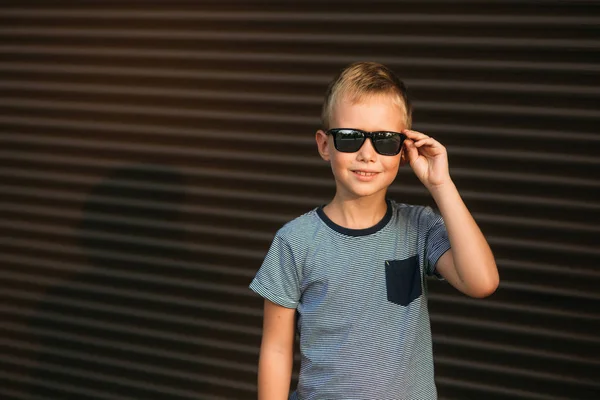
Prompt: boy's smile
<box><xmin>316</xmin><ymin>93</ymin><xmax>406</xmax><ymax>200</ymax></box>
<box><xmin>352</xmin><ymin>169</ymin><xmax>380</xmax><ymax>181</ymax></box>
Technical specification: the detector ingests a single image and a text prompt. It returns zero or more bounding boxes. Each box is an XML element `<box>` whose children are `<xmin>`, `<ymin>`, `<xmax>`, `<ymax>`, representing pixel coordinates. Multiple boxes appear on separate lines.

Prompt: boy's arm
<box><xmin>258</xmin><ymin>299</ymin><xmax>296</xmax><ymax>400</ymax></box>
<box><xmin>430</xmin><ymin>181</ymin><xmax>499</xmax><ymax>298</ymax></box>
<box><xmin>403</xmin><ymin>129</ymin><xmax>499</xmax><ymax>298</ymax></box>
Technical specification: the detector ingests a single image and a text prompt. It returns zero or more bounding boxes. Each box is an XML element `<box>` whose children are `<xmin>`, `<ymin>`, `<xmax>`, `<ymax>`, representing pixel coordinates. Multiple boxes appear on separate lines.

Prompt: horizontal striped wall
<box><xmin>1</xmin><ymin>1</ymin><xmax>599</xmax><ymax>399</ymax></box>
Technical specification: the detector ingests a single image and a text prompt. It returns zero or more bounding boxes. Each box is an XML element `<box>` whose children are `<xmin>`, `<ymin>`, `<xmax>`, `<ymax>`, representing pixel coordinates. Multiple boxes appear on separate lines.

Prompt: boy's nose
<box><xmin>356</xmin><ymin>138</ymin><xmax>377</xmax><ymax>162</ymax></box>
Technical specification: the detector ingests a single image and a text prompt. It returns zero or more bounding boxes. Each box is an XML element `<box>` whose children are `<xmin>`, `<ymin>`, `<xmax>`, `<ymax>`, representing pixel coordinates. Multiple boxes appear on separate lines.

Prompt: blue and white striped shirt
<box><xmin>250</xmin><ymin>199</ymin><xmax>451</xmax><ymax>399</ymax></box>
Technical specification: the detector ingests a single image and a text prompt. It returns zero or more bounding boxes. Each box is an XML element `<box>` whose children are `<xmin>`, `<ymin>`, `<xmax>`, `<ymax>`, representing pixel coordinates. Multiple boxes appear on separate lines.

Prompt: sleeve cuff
<box><xmin>430</xmin><ymin>242</ymin><xmax>452</xmax><ymax>280</ymax></box>
<box><xmin>249</xmin><ymin>278</ymin><xmax>298</xmax><ymax>309</ymax></box>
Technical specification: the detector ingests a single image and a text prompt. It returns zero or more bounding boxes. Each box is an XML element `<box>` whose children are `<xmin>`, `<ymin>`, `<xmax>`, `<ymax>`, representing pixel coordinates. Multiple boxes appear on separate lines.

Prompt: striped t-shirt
<box><xmin>250</xmin><ymin>199</ymin><xmax>451</xmax><ymax>400</ymax></box>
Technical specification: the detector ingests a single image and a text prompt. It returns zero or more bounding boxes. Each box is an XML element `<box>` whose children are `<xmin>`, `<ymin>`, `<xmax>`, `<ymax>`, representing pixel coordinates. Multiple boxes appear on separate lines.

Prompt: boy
<box><xmin>249</xmin><ymin>62</ymin><xmax>499</xmax><ymax>399</ymax></box>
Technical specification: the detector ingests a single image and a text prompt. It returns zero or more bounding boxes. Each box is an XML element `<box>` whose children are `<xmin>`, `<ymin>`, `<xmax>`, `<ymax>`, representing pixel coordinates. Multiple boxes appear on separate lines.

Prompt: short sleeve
<box><xmin>249</xmin><ymin>232</ymin><xmax>301</xmax><ymax>309</ymax></box>
<box><xmin>423</xmin><ymin>207</ymin><xmax>452</xmax><ymax>279</ymax></box>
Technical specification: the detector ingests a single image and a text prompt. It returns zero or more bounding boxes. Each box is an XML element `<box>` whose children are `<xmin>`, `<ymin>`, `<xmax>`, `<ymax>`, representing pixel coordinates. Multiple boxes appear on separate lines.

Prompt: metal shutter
<box><xmin>1</xmin><ymin>2</ymin><xmax>598</xmax><ymax>399</ymax></box>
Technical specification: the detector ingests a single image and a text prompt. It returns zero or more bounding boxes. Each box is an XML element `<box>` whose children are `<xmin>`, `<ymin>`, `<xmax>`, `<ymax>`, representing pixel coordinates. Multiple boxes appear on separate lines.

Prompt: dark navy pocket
<box><xmin>385</xmin><ymin>256</ymin><xmax>422</xmax><ymax>306</ymax></box>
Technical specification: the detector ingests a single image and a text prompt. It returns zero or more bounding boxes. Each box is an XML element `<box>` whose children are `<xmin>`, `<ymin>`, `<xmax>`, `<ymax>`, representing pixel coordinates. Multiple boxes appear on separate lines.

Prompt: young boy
<box><xmin>249</xmin><ymin>62</ymin><xmax>499</xmax><ymax>399</ymax></box>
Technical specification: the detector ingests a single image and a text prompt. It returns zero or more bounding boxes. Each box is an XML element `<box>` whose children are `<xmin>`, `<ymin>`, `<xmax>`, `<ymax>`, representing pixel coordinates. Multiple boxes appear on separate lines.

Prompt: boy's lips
<box><xmin>351</xmin><ymin>169</ymin><xmax>380</xmax><ymax>181</ymax></box>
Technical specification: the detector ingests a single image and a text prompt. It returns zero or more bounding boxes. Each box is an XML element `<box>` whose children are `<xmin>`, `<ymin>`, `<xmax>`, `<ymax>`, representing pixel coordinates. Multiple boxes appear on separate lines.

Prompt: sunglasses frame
<box><xmin>326</xmin><ymin>128</ymin><xmax>407</xmax><ymax>156</ymax></box>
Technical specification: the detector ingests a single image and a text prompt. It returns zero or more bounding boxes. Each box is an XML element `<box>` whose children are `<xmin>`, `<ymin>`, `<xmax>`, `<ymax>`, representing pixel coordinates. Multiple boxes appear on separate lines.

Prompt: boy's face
<box><xmin>316</xmin><ymin>93</ymin><xmax>406</xmax><ymax>200</ymax></box>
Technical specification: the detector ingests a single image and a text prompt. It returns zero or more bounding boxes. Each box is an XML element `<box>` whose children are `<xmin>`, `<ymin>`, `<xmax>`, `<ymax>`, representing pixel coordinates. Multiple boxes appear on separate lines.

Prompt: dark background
<box><xmin>1</xmin><ymin>1</ymin><xmax>599</xmax><ymax>399</ymax></box>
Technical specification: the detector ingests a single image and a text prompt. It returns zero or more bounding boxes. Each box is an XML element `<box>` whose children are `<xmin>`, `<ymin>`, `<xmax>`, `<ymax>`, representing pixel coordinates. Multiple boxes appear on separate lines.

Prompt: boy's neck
<box><xmin>323</xmin><ymin>193</ymin><xmax>388</xmax><ymax>230</ymax></box>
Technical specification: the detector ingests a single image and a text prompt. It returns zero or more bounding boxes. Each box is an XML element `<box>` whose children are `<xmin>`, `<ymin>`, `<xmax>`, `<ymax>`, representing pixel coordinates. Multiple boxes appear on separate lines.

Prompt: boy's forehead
<box><xmin>330</xmin><ymin>92</ymin><xmax>406</xmax><ymax>130</ymax></box>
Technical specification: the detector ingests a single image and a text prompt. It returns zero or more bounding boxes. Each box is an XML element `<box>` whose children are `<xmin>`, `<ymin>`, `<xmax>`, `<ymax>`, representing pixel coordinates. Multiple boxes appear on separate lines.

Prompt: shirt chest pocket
<box><xmin>385</xmin><ymin>256</ymin><xmax>422</xmax><ymax>306</ymax></box>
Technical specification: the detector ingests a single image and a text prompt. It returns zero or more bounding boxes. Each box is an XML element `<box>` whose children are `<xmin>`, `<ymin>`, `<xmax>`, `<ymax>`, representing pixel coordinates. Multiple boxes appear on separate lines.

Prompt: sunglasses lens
<box><xmin>334</xmin><ymin>129</ymin><xmax>365</xmax><ymax>152</ymax></box>
<box><xmin>330</xmin><ymin>129</ymin><xmax>404</xmax><ymax>155</ymax></box>
<box><xmin>374</xmin><ymin>132</ymin><xmax>403</xmax><ymax>155</ymax></box>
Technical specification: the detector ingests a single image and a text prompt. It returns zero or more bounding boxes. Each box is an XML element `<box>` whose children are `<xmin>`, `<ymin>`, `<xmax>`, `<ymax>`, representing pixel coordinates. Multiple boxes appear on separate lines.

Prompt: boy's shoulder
<box><xmin>389</xmin><ymin>199</ymin><xmax>443</xmax><ymax>227</ymax></box>
<box><xmin>390</xmin><ymin>198</ymin><xmax>436</xmax><ymax>215</ymax></box>
<box><xmin>275</xmin><ymin>207</ymin><xmax>321</xmax><ymax>240</ymax></box>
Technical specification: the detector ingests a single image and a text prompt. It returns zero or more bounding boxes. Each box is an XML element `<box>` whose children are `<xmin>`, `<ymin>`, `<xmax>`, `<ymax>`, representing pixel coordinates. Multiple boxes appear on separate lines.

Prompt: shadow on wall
<box><xmin>26</xmin><ymin>163</ymin><xmax>215</xmax><ymax>399</ymax></box>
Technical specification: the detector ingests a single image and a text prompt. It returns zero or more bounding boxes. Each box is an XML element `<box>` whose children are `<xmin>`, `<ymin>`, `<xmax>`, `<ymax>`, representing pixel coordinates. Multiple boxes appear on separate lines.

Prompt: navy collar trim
<box><xmin>316</xmin><ymin>199</ymin><xmax>392</xmax><ymax>237</ymax></box>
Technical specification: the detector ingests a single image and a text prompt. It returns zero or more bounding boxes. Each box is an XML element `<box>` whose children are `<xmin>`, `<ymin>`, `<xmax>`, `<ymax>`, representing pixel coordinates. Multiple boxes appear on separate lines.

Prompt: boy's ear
<box><xmin>399</xmin><ymin>146</ymin><xmax>409</xmax><ymax>167</ymax></box>
<box><xmin>315</xmin><ymin>130</ymin><xmax>331</xmax><ymax>161</ymax></box>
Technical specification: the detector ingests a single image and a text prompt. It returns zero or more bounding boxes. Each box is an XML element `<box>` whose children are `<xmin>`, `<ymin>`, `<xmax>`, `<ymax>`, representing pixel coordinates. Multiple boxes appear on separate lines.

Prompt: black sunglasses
<box><xmin>326</xmin><ymin>128</ymin><xmax>406</xmax><ymax>156</ymax></box>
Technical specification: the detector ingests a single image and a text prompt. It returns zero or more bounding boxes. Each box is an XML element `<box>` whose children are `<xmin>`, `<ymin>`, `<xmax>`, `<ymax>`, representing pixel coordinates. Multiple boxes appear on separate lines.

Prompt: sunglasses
<box><xmin>326</xmin><ymin>128</ymin><xmax>407</xmax><ymax>156</ymax></box>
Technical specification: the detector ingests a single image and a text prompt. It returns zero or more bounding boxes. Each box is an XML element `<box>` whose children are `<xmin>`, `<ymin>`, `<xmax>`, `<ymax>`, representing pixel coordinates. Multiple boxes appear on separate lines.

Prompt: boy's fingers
<box><xmin>403</xmin><ymin>129</ymin><xmax>430</xmax><ymax>141</ymax></box>
<box><xmin>402</xmin><ymin>129</ymin><xmax>427</xmax><ymax>139</ymax></box>
<box><xmin>414</xmin><ymin>138</ymin><xmax>437</xmax><ymax>147</ymax></box>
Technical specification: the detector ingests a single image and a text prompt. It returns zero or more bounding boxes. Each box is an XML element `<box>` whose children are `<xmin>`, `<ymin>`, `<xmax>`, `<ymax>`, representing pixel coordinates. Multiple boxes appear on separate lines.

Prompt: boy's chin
<box><xmin>337</xmin><ymin>184</ymin><xmax>389</xmax><ymax>200</ymax></box>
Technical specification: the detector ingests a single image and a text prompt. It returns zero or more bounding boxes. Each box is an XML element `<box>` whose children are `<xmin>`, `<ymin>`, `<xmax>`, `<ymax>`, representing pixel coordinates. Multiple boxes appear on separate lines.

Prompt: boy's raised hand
<box><xmin>401</xmin><ymin>129</ymin><xmax>451</xmax><ymax>190</ymax></box>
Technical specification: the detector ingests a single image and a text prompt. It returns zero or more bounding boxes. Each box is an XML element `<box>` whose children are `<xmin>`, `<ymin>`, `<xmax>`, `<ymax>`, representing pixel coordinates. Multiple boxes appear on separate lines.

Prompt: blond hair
<box><xmin>321</xmin><ymin>62</ymin><xmax>412</xmax><ymax>130</ymax></box>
